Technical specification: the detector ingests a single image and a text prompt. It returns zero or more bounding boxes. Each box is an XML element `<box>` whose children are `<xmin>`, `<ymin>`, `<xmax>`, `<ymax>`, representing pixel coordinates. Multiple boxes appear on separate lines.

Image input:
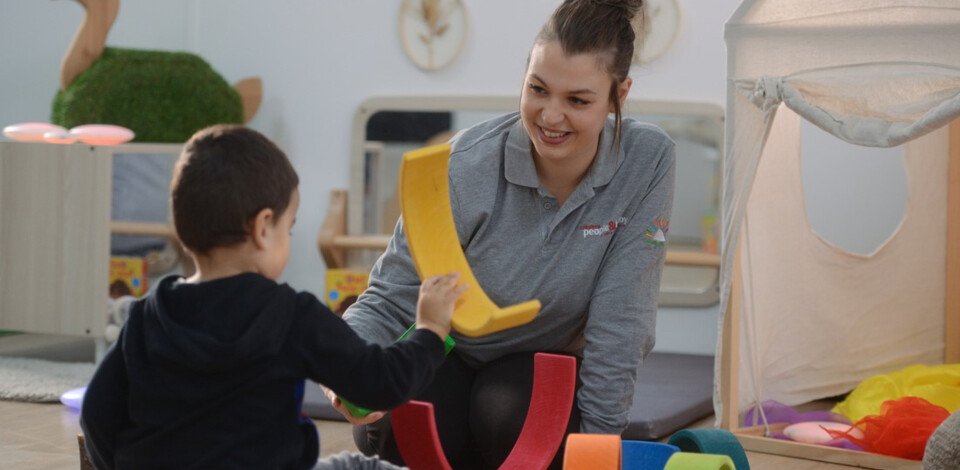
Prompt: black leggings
<box><xmin>354</xmin><ymin>352</ymin><xmax>581</xmax><ymax>470</ymax></box>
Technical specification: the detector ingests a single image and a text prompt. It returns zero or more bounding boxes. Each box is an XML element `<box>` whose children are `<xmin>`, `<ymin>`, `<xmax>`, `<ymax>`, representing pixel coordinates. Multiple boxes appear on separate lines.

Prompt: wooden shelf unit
<box><xmin>0</xmin><ymin>141</ymin><xmax>180</xmax><ymax>340</ymax></box>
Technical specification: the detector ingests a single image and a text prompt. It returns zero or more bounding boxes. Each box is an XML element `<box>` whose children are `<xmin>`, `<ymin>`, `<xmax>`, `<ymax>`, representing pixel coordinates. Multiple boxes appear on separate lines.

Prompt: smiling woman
<box><xmin>520</xmin><ymin>40</ymin><xmax>628</xmax><ymax>206</ymax></box>
<box><xmin>336</xmin><ymin>1</ymin><xmax>687</xmax><ymax>467</ymax></box>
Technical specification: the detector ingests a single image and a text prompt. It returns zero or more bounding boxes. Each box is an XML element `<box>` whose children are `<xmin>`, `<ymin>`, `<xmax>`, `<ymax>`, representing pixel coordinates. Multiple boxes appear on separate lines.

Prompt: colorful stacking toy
<box><xmin>667</xmin><ymin>429</ymin><xmax>749</xmax><ymax>470</ymax></box>
<box><xmin>393</xmin><ymin>353</ymin><xmax>577</xmax><ymax>470</ymax></box>
<box><xmin>663</xmin><ymin>452</ymin><xmax>736</xmax><ymax>469</ymax></box>
<box><xmin>563</xmin><ymin>434</ymin><xmax>621</xmax><ymax>469</ymax></box>
<box><xmin>622</xmin><ymin>440</ymin><xmax>680</xmax><ymax>470</ymax></box>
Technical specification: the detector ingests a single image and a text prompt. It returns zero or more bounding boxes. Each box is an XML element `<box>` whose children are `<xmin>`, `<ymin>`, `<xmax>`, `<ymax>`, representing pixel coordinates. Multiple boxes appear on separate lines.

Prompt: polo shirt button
<box><xmin>544</xmin><ymin>202</ymin><xmax>552</xmax><ymax>209</ymax></box>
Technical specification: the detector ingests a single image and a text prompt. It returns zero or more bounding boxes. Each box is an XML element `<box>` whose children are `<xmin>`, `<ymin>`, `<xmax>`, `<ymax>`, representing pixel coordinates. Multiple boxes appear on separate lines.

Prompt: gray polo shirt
<box><xmin>343</xmin><ymin>112</ymin><xmax>675</xmax><ymax>433</ymax></box>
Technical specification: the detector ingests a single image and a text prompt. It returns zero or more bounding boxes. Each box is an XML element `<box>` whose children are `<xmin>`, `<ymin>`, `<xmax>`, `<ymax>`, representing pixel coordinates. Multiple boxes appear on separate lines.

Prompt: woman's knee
<box><xmin>469</xmin><ymin>353</ymin><xmax>537</xmax><ymax>463</ymax></box>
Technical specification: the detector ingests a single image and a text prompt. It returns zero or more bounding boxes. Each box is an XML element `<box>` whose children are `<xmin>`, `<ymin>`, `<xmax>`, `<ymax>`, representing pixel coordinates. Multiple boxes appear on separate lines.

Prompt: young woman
<box><xmin>336</xmin><ymin>0</ymin><xmax>675</xmax><ymax>467</ymax></box>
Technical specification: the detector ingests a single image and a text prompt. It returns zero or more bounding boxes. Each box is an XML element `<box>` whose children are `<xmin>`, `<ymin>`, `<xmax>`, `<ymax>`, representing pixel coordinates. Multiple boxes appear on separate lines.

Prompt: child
<box><xmin>81</xmin><ymin>124</ymin><xmax>466</xmax><ymax>469</ymax></box>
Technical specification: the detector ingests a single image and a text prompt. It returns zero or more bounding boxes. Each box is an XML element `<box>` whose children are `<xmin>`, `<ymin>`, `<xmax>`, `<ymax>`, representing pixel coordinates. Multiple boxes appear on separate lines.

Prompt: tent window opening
<box><xmin>800</xmin><ymin>119</ymin><xmax>908</xmax><ymax>257</ymax></box>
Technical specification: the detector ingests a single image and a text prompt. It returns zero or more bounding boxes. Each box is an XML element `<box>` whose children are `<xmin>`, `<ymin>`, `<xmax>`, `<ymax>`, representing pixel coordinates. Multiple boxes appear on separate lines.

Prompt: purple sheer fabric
<box><xmin>742</xmin><ymin>400</ymin><xmax>863</xmax><ymax>451</ymax></box>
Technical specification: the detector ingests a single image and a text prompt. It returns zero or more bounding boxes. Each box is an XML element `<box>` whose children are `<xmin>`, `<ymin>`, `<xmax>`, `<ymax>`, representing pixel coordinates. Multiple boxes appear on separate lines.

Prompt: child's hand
<box><xmin>321</xmin><ymin>385</ymin><xmax>385</xmax><ymax>425</ymax></box>
<box><xmin>416</xmin><ymin>273</ymin><xmax>467</xmax><ymax>340</ymax></box>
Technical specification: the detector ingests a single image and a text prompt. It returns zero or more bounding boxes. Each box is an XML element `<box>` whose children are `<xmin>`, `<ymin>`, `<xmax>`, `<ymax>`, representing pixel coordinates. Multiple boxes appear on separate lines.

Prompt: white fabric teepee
<box><xmin>718</xmin><ymin>0</ymin><xmax>960</xmax><ymax>421</ymax></box>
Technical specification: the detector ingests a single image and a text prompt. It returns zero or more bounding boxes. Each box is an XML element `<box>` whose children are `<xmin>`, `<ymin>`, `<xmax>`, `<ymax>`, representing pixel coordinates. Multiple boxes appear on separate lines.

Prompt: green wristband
<box><xmin>396</xmin><ymin>324</ymin><xmax>456</xmax><ymax>354</ymax></box>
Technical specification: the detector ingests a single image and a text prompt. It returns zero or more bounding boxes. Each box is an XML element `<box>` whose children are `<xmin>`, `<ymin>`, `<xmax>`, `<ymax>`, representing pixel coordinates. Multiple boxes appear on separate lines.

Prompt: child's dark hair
<box><xmin>171</xmin><ymin>125</ymin><xmax>299</xmax><ymax>255</ymax></box>
<box><xmin>536</xmin><ymin>0</ymin><xmax>644</xmax><ymax>146</ymax></box>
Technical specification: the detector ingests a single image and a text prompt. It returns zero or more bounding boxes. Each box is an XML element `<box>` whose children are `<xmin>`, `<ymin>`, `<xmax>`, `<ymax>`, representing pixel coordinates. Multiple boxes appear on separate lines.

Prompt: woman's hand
<box><xmin>321</xmin><ymin>385</ymin><xmax>385</xmax><ymax>425</ymax></box>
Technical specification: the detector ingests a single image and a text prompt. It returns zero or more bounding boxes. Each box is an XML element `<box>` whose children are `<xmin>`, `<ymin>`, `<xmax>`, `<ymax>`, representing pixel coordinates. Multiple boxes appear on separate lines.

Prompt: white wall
<box><xmin>1</xmin><ymin>0</ymin><xmax>745</xmax><ymax>354</ymax></box>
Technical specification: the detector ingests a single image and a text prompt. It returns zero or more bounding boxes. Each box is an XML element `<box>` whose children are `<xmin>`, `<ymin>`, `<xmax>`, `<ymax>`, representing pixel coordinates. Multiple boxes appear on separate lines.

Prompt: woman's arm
<box><xmin>577</xmin><ymin>142</ymin><xmax>676</xmax><ymax>433</ymax></box>
<box><xmin>341</xmin><ymin>216</ymin><xmax>421</xmax><ymax>345</ymax></box>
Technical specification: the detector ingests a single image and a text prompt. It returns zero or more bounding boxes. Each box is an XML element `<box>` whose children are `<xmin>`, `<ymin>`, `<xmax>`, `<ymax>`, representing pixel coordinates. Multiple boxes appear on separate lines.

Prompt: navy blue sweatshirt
<box><xmin>80</xmin><ymin>273</ymin><xmax>445</xmax><ymax>469</ymax></box>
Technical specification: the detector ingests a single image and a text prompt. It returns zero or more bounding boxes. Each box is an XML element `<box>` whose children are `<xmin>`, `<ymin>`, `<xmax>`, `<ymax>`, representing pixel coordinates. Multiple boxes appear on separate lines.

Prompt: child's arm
<box><xmin>294</xmin><ymin>274</ymin><xmax>464</xmax><ymax>412</ymax></box>
<box><xmin>80</xmin><ymin>337</ymin><xmax>132</xmax><ymax>470</ymax></box>
<box><xmin>297</xmin><ymin>309</ymin><xmax>443</xmax><ymax>411</ymax></box>
<box><xmin>338</xmin><ymin>322</ymin><xmax>456</xmax><ymax>418</ymax></box>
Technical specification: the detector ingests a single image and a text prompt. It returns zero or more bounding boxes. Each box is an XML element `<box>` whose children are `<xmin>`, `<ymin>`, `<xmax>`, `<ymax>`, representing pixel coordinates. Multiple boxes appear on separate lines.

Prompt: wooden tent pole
<box><xmin>946</xmin><ymin>118</ymin><xmax>960</xmax><ymax>363</ymax></box>
<box><xmin>719</xmin><ymin>240</ymin><xmax>742</xmax><ymax>430</ymax></box>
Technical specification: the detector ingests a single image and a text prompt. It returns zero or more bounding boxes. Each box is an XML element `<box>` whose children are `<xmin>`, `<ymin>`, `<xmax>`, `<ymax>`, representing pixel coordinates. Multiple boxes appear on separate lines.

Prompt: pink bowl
<box><xmin>783</xmin><ymin>421</ymin><xmax>864</xmax><ymax>444</ymax></box>
<box><xmin>3</xmin><ymin>122</ymin><xmax>68</xmax><ymax>142</ymax></box>
<box><xmin>70</xmin><ymin>124</ymin><xmax>135</xmax><ymax>145</ymax></box>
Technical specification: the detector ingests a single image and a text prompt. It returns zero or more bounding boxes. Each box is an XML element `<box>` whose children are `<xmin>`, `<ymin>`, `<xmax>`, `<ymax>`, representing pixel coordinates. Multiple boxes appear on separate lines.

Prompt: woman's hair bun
<box><xmin>589</xmin><ymin>0</ymin><xmax>643</xmax><ymax>21</ymax></box>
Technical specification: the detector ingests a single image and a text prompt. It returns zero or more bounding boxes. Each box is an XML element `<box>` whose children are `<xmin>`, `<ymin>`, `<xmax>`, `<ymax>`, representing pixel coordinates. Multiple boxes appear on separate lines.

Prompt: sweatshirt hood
<box><xmin>135</xmin><ymin>273</ymin><xmax>298</xmax><ymax>374</ymax></box>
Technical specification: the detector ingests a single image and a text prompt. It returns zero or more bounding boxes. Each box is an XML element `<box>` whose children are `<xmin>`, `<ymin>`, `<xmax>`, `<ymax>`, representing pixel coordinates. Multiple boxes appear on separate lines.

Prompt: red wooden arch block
<box><xmin>392</xmin><ymin>401</ymin><xmax>452</xmax><ymax>470</ymax></box>
<box><xmin>392</xmin><ymin>352</ymin><xmax>577</xmax><ymax>470</ymax></box>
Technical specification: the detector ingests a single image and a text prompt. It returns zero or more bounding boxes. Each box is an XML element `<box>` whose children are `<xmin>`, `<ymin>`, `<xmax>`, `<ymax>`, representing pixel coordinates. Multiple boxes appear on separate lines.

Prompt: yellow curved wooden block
<box><xmin>400</xmin><ymin>143</ymin><xmax>541</xmax><ymax>337</ymax></box>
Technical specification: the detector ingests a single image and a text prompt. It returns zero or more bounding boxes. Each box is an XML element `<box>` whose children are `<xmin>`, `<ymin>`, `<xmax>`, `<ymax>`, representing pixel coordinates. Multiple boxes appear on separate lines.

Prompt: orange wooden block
<box><xmin>563</xmin><ymin>434</ymin><xmax>622</xmax><ymax>470</ymax></box>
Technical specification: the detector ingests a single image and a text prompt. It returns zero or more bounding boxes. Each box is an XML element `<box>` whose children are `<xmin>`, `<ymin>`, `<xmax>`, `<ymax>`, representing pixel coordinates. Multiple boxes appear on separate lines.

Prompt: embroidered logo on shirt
<box><xmin>578</xmin><ymin>217</ymin><xmax>628</xmax><ymax>238</ymax></box>
<box><xmin>643</xmin><ymin>218</ymin><xmax>670</xmax><ymax>247</ymax></box>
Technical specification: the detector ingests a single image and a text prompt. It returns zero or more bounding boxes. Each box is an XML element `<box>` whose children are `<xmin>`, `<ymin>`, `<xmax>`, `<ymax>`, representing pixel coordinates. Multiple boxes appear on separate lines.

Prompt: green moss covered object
<box><xmin>52</xmin><ymin>47</ymin><xmax>243</xmax><ymax>143</ymax></box>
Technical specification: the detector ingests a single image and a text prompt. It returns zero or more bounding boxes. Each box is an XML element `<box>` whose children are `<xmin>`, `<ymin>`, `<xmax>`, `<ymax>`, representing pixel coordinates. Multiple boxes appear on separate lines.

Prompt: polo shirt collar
<box><xmin>504</xmin><ymin>116</ymin><xmax>623</xmax><ymax>190</ymax></box>
<box><xmin>504</xmin><ymin>120</ymin><xmax>540</xmax><ymax>188</ymax></box>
